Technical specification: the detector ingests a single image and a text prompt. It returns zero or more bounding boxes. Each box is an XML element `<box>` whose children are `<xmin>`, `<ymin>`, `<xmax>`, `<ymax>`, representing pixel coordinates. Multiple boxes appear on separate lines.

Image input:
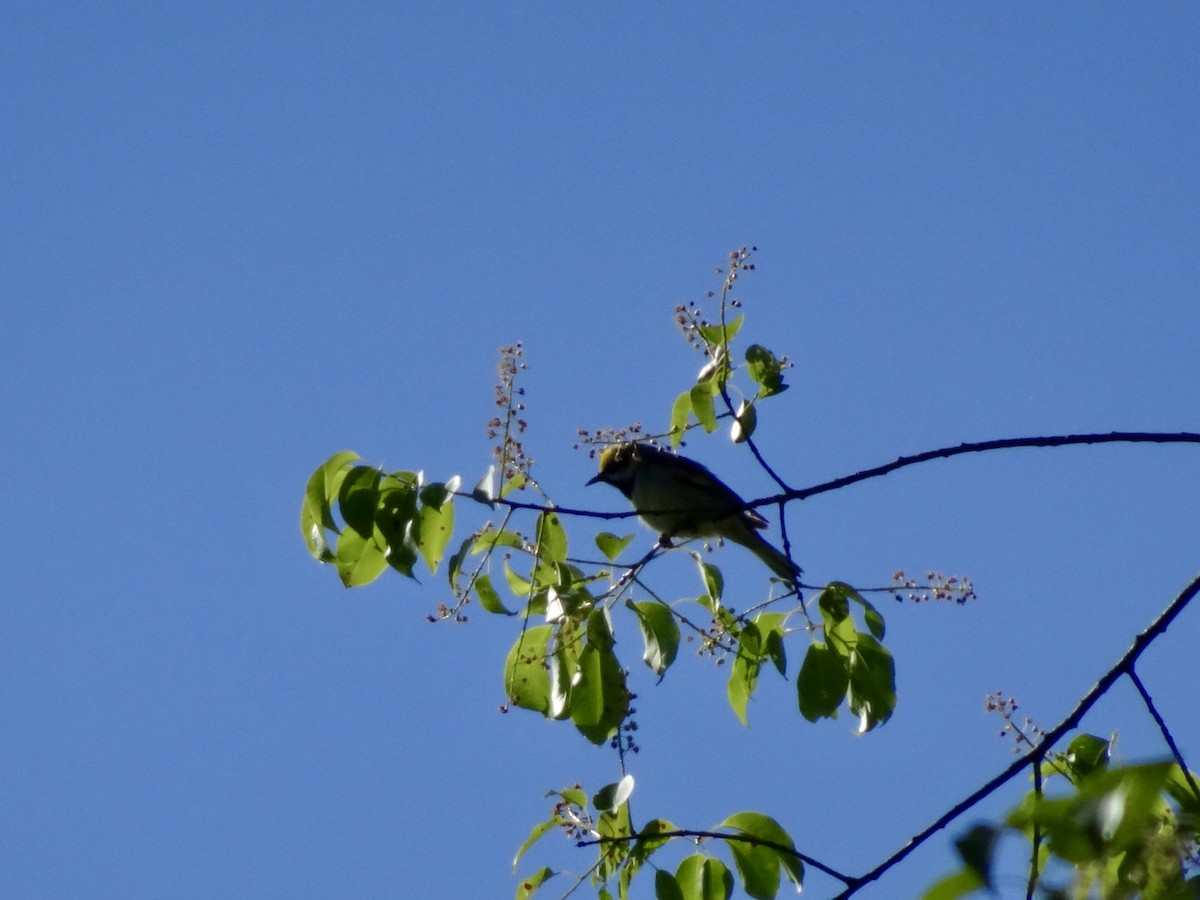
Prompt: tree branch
<box><xmin>763</xmin><ymin>431</ymin><xmax>1200</xmax><ymax>507</ymax></box>
<box><xmin>833</xmin><ymin>569</ymin><xmax>1200</xmax><ymax>898</ymax></box>
<box><xmin>466</xmin><ymin>431</ymin><xmax>1200</xmax><ymax>520</ymax></box>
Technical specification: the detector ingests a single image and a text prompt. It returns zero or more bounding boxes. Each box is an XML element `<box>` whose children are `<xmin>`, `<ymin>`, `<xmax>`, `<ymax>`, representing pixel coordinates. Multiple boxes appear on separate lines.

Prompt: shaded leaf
<box><xmin>847</xmin><ymin>633</ymin><xmax>897</xmax><ymax>731</ymax></box>
<box><xmin>593</xmin><ymin>774</ymin><xmax>635</xmax><ymax>814</ymax></box>
<box><xmin>797</xmin><ymin>642</ymin><xmax>849</xmax><ymax>722</ymax></box>
<box><xmin>745</xmin><ymin>344</ymin><xmax>787</xmax><ymax>397</ymax></box>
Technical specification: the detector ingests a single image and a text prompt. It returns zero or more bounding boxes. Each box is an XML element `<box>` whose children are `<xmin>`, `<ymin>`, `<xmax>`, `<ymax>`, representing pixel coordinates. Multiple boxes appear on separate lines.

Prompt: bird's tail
<box><xmin>745</xmin><ymin>531</ymin><xmax>802</xmax><ymax>584</ymax></box>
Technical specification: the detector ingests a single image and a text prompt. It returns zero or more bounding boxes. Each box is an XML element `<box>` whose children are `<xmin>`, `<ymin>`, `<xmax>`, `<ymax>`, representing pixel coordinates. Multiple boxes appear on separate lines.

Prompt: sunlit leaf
<box><xmin>333</xmin><ymin>525</ymin><xmax>389</xmax><ymax>587</ymax></box>
<box><xmin>670</xmin><ymin>390</ymin><xmax>693</xmax><ymax>446</ymax></box>
<box><xmin>697</xmin><ymin>313</ymin><xmax>743</xmax><ymax>347</ymax></box>
<box><xmin>512</xmin><ymin>818</ymin><xmax>557</xmax><ymax>871</ymax></box>
<box><xmin>570</xmin><ymin>642</ymin><xmax>629</xmax><ymax>745</ymax></box>
<box><xmin>629</xmin><ymin>600</ymin><xmax>680</xmax><ymax>677</ymax></box>
<box><xmin>595</xmin><ymin>531</ymin><xmax>634</xmax><ymax>561</ymax></box>
<box><xmin>697</xmin><ymin>558</ymin><xmax>724</xmax><ymax>604</ymax></box>
<box><xmin>504</xmin><ymin>625</ymin><xmax>553</xmax><ymax>714</ymax></box>
<box><xmin>515</xmin><ymin>866</ymin><xmax>554</xmax><ymax>900</ymax></box>
<box><xmin>731</xmin><ymin>399</ymin><xmax>757</xmax><ymax>443</ymax></box>
<box><xmin>690</xmin><ymin>382</ymin><xmax>717</xmax><ymax>432</ymax></box>
<box><xmin>535</xmin><ymin>511</ymin><xmax>568</xmax><ymax>565</ymax></box>
<box><xmin>416</xmin><ymin>491</ymin><xmax>454</xmax><ymax>572</ymax></box>
<box><xmin>475</xmin><ymin>573</ymin><xmax>514</xmax><ymax>615</ymax></box>
<box><xmin>718</xmin><ymin>812</ymin><xmax>804</xmax><ymax>890</ymax></box>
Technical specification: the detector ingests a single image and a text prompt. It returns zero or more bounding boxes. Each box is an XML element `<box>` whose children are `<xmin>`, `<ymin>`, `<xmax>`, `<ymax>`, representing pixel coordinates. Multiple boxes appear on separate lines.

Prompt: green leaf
<box><xmin>628</xmin><ymin>600</ymin><xmax>681</xmax><ymax>677</ymax></box>
<box><xmin>596</xmin><ymin>798</ymin><xmax>633</xmax><ymax>881</ymax></box>
<box><xmin>676</xmin><ymin>855</ymin><xmax>734</xmax><ymax>900</ymax></box>
<box><xmin>515</xmin><ymin>866</ymin><xmax>554</xmax><ymax>900</ymax></box>
<box><xmin>718</xmin><ymin>812</ymin><xmax>804</xmax><ymax>891</ymax></box>
<box><xmin>535</xmin><ymin>511</ymin><xmax>568</xmax><ymax>565</ymax></box>
<box><xmin>472</xmin><ymin>465</ymin><xmax>496</xmax><ymax>506</ymax></box>
<box><xmin>745</xmin><ymin>344</ymin><xmax>788</xmax><ymax>398</ymax></box>
<box><xmin>697</xmin><ymin>559</ymin><xmax>724</xmax><ymax>604</ymax></box>
<box><xmin>333</xmin><ymin>526</ymin><xmax>389</xmax><ymax>587</ymax></box>
<box><xmin>504</xmin><ymin>558</ymin><xmax>534</xmax><ymax>598</ymax></box>
<box><xmin>1008</xmin><ymin>762</ymin><xmax>1174</xmax><ymax>864</ymax></box>
<box><xmin>669</xmin><ymin>390</ymin><xmax>693</xmax><ymax>446</ymax></box>
<box><xmin>504</xmin><ymin>625</ymin><xmax>553</xmax><ymax>714</ymax></box>
<box><xmin>300</xmin><ymin>451</ymin><xmax>361</xmax><ymax>559</ymax></box>
<box><xmin>727</xmin><ymin>623</ymin><xmax>763</xmax><ymax>727</ymax></box>
<box><xmin>765</xmin><ymin>628</ymin><xmax>786</xmax><ymax>677</ymax></box>
<box><xmin>690</xmin><ymin>382</ymin><xmax>717</xmax><ymax>432</ymax></box>
<box><xmin>731</xmin><ymin>400</ymin><xmax>757</xmax><ymax>443</ymax></box>
<box><xmin>586</xmin><ymin>607</ymin><xmax>615</xmax><ymax>651</ymax></box>
<box><xmin>829</xmin><ymin>581</ymin><xmax>887</xmax><ymax>641</ymax></box>
<box><xmin>593</xmin><ymin>774</ymin><xmax>635</xmax><ymax>814</ymax></box>
<box><xmin>797</xmin><ymin>642</ymin><xmax>849</xmax><ymax>722</ymax></box>
<box><xmin>847</xmin><ymin>633</ymin><xmax>896</xmax><ymax>731</ymax></box>
<box><xmin>570</xmin><ymin>640</ymin><xmax>630</xmax><ymax>745</ymax></box>
<box><xmin>863</xmin><ymin>604</ymin><xmax>886</xmax><ymax>641</ymax></box>
<box><xmin>416</xmin><ymin>489</ymin><xmax>454</xmax><ymax>572</ymax></box>
<box><xmin>655</xmin><ymin>870</ymin><xmax>685</xmax><ymax>900</ymax></box>
<box><xmin>595</xmin><ymin>531</ymin><xmax>635</xmax><ymax>561</ymax></box>
<box><xmin>728</xmin><ymin>840</ymin><xmax>778</xmax><ymax>900</ymax></box>
<box><xmin>547</xmin><ymin>636</ymin><xmax>572</xmax><ymax>719</ymax></box>
<box><xmin>338</xmin><ymin>465</ymin><xmax>382</xmax><ymax>535</ymax></box>
<box><xmin>418</xmin><ymin>479</ymin><xmax>455</xmax><ymax>509</ymax></box>
<box><xmin>1066</xmin><ymin>733</ymin><xmax>1111</xmax><ymax>780</ymax></box>
<box><xmin>376</xmin><ymin>476</ymin><xmax>420</xmax><ymax>578</ymax></box>
<box><xmin>619</xmin><ymin>818</ymin><xmax>677</xmax><ymax>898</ymax></box>
<box><xmin>952</xmin><ymin>824</ymin><xmax>999</xmax><ymax>891</ymax></box>
<box><xmin>697</xmin><ymin>313</ymin><xmax>743</xmax><ymax>347</ymax></box>
<box><xmin>512</xmin><ymin>818</ymin><xmax>557</xmax><ymax>871</ymax></box>
<box><xmin>501</xmin><ymin>472</ymin><xmax>527</xmax><ymax>497</ymax></box>
<box><xmin>817</xmin><ymin>582</ymin><xmax>851</xmax><ymax>628</ymax></box>
<box><xmin>475</xmin><ymin>574</ymin><xmax>515</xmax><ymax>615</ymax></box>
<box><xmin>304</xmin><ymin>450</ymin><xmax>361</xmax><ymax>528</ymax></box>
<box><xmin>472</xmin><ymin>528</ymin><xmax>525</xmax><ymax>554</ymax></box>
<box><xmin>921</xmin><ymin>867</ymin><xmax>987</xmax><ymax>900</ymax></box>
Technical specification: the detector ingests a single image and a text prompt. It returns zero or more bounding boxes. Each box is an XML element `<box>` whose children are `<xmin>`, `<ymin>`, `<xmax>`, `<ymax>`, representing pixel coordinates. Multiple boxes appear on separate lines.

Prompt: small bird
<box><xmin>586</xmin><ymin>442</ymin><xmax>800</xmax><ymax>583</ymax></box>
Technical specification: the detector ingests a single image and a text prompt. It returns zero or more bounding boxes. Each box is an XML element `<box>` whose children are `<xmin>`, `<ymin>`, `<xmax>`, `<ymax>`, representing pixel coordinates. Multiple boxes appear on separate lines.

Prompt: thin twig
<box><xmin>1026</xmin><ymin>763</ymin><xmax>1043</xmax><ymax>900</ymax></box>
<box><xmin>1128</xmin><ymin>665</ymin><xmax>1200</xmax><ymax>801</ymax></box>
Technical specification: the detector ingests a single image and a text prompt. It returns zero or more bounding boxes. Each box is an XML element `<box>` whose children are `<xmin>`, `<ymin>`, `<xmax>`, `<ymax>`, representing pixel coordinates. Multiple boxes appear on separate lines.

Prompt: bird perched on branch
<box><xmin>586</xmin><ymin>442</ymin><xmax>800</xmax><ymax>583</ymax></box>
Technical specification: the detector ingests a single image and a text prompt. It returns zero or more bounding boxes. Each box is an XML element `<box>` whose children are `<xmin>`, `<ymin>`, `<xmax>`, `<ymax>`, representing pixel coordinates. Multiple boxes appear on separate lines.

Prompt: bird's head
<box><xmin>586</xmin><ymin>442</ymin><xmax>642</xmax><ymax>491</ymax></box>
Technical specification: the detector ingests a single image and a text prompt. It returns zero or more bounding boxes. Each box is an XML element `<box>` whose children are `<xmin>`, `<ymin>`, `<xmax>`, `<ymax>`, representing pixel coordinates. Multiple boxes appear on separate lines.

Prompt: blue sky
<box><xmin>3</xmin><ymin>4</ymin><xmax>1199</xmax><ymax>898</ymax></box>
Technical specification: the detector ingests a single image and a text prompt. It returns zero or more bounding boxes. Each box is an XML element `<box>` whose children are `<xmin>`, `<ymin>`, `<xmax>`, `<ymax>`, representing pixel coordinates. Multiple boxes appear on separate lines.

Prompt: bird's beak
<box><xmin>585</xmin><ymin>473</ymin><xmax>604</xmax><ymax>486</ymax></box>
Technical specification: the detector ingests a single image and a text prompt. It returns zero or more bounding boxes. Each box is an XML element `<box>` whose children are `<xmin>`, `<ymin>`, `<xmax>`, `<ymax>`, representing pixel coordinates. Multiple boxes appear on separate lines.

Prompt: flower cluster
<box><xmin>890</xmin><ymin>570</ymin><xmax>977</xmax><ymax>604</ymax></box>
<box><xmin>486</xmin><ymin>343</ymin><xmax>539</xmax><ymax>490</ymax></box>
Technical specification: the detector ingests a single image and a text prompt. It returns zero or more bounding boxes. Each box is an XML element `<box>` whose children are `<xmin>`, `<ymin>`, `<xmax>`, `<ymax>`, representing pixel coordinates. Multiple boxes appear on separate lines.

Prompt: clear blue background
<box><xmin>3</xmin><ymin>4</ymin><xmax>1198</xmax><ymax>898</ymax></box>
